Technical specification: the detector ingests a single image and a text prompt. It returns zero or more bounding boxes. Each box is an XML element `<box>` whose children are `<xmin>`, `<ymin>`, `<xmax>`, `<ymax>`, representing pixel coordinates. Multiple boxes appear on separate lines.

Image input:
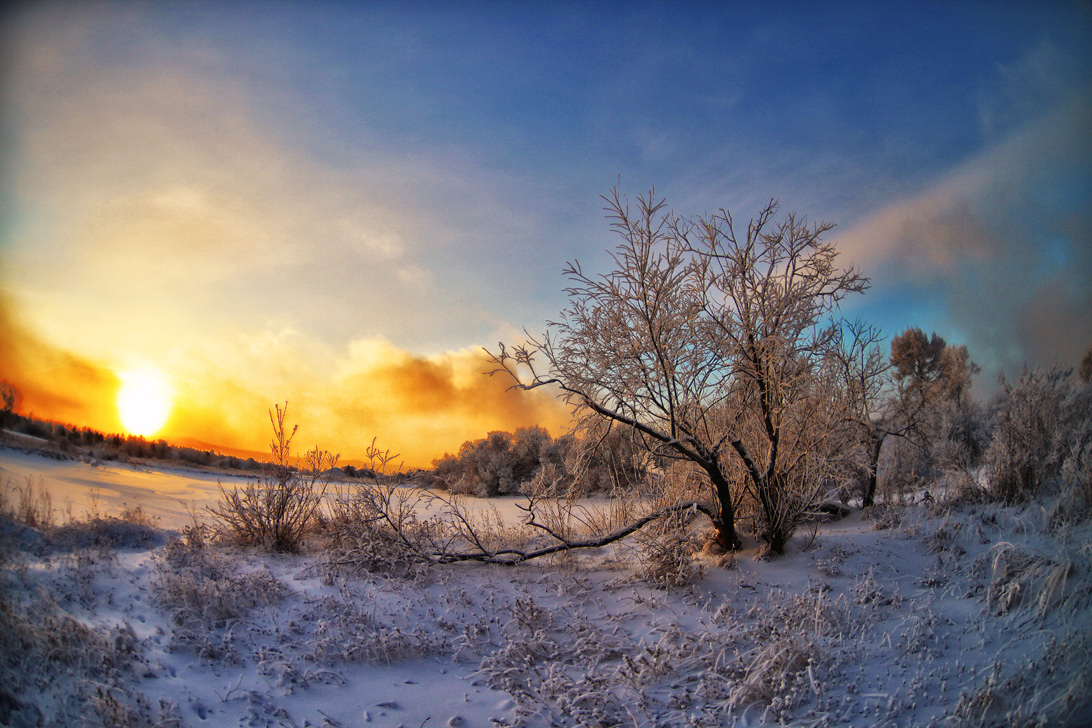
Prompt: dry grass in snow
<box><xmin>1</xmin><ymin>452</ymin><xmax>1091</xmax><ymax>727</ymax></box>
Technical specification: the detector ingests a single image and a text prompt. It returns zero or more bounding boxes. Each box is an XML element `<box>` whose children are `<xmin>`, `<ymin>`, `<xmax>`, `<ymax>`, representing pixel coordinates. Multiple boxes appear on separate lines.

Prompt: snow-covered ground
<box><xmin>1</xmin><ymin>448</ymin><xmax>1090</xmax><ymax>727</ymax></box>
<box><xmin>0</xmin><ymin>448</ymin><xmax>248</xmax><ymax>529</ymax></box>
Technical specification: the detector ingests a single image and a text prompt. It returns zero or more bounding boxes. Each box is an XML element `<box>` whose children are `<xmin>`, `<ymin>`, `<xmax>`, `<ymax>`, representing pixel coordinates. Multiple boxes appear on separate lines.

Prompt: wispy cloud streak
<box><xmin>834</xmin><ymin>93</ymin><xmax>1092</xmax><ymax>376</ymax></box>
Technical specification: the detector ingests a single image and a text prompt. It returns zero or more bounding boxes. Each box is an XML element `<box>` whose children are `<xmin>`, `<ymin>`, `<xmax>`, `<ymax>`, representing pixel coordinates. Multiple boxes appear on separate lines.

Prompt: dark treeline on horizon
<box><xmin>0</xmin><ymin>409</ymin><xmax>269</xmax><ymax>473</ymax></box>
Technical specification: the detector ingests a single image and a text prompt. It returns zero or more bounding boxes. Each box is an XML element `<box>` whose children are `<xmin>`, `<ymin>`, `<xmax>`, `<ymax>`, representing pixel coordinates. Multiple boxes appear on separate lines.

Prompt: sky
<box><xmin>1</xmin><ymin>0</ymin><xmax>1090</xmax><ymax>466</ymax></box>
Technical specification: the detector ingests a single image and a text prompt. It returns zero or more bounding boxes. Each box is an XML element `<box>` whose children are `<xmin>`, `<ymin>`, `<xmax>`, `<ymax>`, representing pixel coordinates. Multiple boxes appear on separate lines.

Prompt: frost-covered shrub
<box><xmin>431</xmin><ymin>426</ymin><xmax>649</xmax><ymax>498</ymax></box>
<box><xmin>208</xmin><ymin>404</ymin><xmax>336</xmax><ymax>553</ymax></box>
<box><xmin>154</xmin><ymin>558</ymin><xmax>286</xmax><ymax>629</ymax></box>
<box><xmin>929</xmin><ymin>402</ymin><xmax>992</xmax><ymax>502</ymax></box>
<box><xmin>863</xmin><ymin>502</ymin><xmax>901</xmax><ymax>530</ymax></box>
<box><xmin>1050</xmin><ymin>466</ymin><xmax>1092</xmax><ymax>531</ymax></box>
<box><xmin>50</xmin><ymin>506</ymin><xmax>161</xmax><ymax>551</ymax></box>
<box><xmin>305</xmin><ymin>595</ymin><xmax>447</xmax><ymax>666</ymax></box>
<box><xmin>438</xmin><ymin>426</ymin><xmax>573</xmax><ymax>496</ymax></box>
<box><xmin>0</xmin><ymin>477</ymin><xmax>54</xmax><ymax>530</ymax></box>
<box><xmin>525</xmin><ymin>460</ymin><xmax>570</xmax><ymax>497</ymax></box>
<box><xmin>153</xmin><ymin>529</ymin><xmax>288</xmax><ymax>651</ymax></box>
<box><xmin>985</xmin><ymin>367</ymin><xmax>1092</xmax><ymax>503</ymax></box>
<box><xmin>727</xmin><ymin>590</ymin><xmax>856</xmax><ymax>722</ymax></box>
<box><xmin>432</xmin><ymin>430</ymin><xmax>524</xmax><ymax>497</ymax></box>
<box><xmin>638</xmin><ymin>526</ymin><xmax>703</xmax><ymax>588</ymax></box>
<box><xmin>924</xmin><ymin>516</ymin><xmax>966</xmax><ymax>555</ymax></box>
<box><xmin>983</xmin><ymin>541</ymin><xmax>1087</xmax><ymax>618</ymax></box>
<box><xmin>1080</xmin><ymin>344</ymin><xmax>1092</xmax><ymax>383</ymax></box>
<box><xmin>160</xmin><ymin>523</ymin><xmax>219</xmax><ymax>572</ymax></box>
<box><xmin>562</xmin><ymin>427</ymin><xmax>650</xmax><ymax>495</ymax></box>
<box><xmin>321</xmin><ymin>487</ymin><xmax>430</xmax><ymax>579</ymax></box>
<box><xmin>153</xmin><ymin>537</ymin><xmax>287</xmax><ymax>662</ymax></box>
<box><xmin>0</xmin><ymin>477</ymin><xmax>161</xmax><ymax>552</ymax></box>
<box><xmin>853</xmin><ymin>569</ymin><xmax>902</xmax><ymax>607</ymax></box>
<box><xmin>209</xmin><ymin>473</ymin><xmax>327</xmax><ymax>552</ymax></box>
<box><xmin>875</xmin><ymin>434</ymin><xmax>931</xmax><ymax>504</ymax></box>
<box><xmin>1051</xmin><ymin>396</ymin><xmax>1092</xmax><ymax>527</ymax></box>
<box><xmin>321</xmin><ymin>441</ymin><xmax>437</xmax><ymax>578</ymax></box>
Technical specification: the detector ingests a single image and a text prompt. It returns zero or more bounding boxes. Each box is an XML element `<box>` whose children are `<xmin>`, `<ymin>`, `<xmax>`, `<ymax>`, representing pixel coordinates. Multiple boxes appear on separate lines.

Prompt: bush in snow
<box><xmin>1080</xmin><ymin>344</ymin><xmax>1092</xmax><ymax>383</ymax></box>
<box><xmin>985</xmin><ymin>367</ymin><xmax>1092</xmax><ymax>505</ymax></box>
<box><xmin>49</xmin><ymin>504</ymin><xmax>161</xmax><ymax>551</ymax></box>
<box><xmin>0</xmin><ymin>476</ymin><xmax>54</xmax><ymax>531</ymax></box>
<box><xmin>153</xmin><ymin>529</ymin><xmax>288</xmax><ymax>660</ymax></box>
<box><xmin>637</xmin><ymin>517</ymin><xmax>703</xmax><ymax>589</ymax></box>
<box><xmin>948</xmin><ymin>627</ymin><xmax>1092</xmax><ymax>727</ymax></box>
<box><xmin>320</xmin><ymin>439</ymin><xmax>438</xmax><ymax>578</ymax></box>
<box><xmin>431</xmin><ymin>425</ymin><xmax>647</xmax><ymax>498</ymax></box>
<box><xmin>431</xmin><ymin>427</ymin><xmax>566</xmax><ymax>497</ymax></box>
<box><xmin>208</xmin><ymin>403</ymin><xmax>337</xmax><ymax>553</ymax></box>
<box><xmin>321</xmin><ymin>483</ymin><xmax>432</xmax><ymax>578</ymax></box>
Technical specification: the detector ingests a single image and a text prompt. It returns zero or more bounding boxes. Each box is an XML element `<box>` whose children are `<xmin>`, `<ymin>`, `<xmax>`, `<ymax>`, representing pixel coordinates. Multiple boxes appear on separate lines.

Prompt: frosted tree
<box><xmin>0</xmin><ymin>380</ymin><xmax>21</xmax><ymax>428</ymax></box>
<box><xmin>827</xmin><ymin>321</ymin><xmax>897</xmax><ymax>507</ymax></box>
<box><xmin>890</xmin><ymin>327</ymin><xmax>978</xmax><ymax>408</ymax></box>
<box><xmin>827</xmin><ymin>321</ymin><xmax>937</xmax><ymax>507</ymax></box>
<box><xmin>491</xmin><ymin>188</ymin><xmax>867</xmax><ymax>554</ymax></box>
<box><xmin>827</xmin><ymin>326</ymin><xmax>983</xmax><ymax>507</ymax></box>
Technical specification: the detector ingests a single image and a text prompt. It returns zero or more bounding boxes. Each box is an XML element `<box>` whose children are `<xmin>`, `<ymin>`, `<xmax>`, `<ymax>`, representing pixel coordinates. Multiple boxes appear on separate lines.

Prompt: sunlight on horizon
<box><xmin>117</xmin><ymin>368</ymin><xmax>173</xmax><ymax>437</ymax></box>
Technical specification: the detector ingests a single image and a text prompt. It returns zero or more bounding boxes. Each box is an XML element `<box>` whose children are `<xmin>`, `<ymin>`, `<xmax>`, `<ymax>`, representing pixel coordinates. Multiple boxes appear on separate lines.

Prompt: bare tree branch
<box><xmin>429</xmin><ymin>499</ymin><xmax>717</xmax><ymax>565</ymax></box>
<box><xmin>487</xmin><ymin>188</ymin><xmax>867</xmax><ymax>555</ymax></box>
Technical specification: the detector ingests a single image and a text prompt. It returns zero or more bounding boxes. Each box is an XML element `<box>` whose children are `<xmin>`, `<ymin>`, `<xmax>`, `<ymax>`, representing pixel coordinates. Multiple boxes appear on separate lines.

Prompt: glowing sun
<box><xmin>117</xmin><ymin>369</ymin><xmax>172</xmax><ymax>436</ymax></box>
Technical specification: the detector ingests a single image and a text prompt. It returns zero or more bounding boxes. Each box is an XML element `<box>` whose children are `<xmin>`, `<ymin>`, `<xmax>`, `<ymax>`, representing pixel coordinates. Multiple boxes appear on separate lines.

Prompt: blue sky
<box><xmin>1</xmin><ymin>0</ymin><xmax>1090</xmax><ymax>459</ymax></box>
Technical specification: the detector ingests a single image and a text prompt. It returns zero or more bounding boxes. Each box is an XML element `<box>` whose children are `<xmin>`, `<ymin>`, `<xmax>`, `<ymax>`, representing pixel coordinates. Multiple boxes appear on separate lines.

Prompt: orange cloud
<box><xmin>310</xmin><ymin>340</ymin><xmax>572</xmax><ymax>468</ymax></box>
<box><xmin>0</xmin><ymin>293</ymin><xmax>122</xmax><ymax>433</ymax></box>
<box><xmin>2</xmin><ymin>293</ymin><xmax>570</xmax><ymax>467</ymax></box>
<box><xmin>129</xmin><ymin>336</ymin><xmax>572</xmax><ymax>469</ymax></box>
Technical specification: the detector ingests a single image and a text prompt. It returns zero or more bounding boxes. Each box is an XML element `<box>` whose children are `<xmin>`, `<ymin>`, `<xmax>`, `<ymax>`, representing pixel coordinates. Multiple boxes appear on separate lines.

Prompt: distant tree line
<box><xmin>0</xmin><ymin>390</ymin><xmax>263</xmax><ymax>471</ymax></box>
<box><xmin>428</xmin><ymin>425</ymin><xmax>648</xmax><ymax>498</ymax></box>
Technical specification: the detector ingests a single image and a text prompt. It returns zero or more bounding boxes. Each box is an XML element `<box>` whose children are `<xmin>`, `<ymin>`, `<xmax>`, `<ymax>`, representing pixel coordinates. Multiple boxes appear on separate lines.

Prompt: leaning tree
<box><xmin>490</xmin><ymin>188</ymin><xmax>868</xmax><ymax>554</ymax></box>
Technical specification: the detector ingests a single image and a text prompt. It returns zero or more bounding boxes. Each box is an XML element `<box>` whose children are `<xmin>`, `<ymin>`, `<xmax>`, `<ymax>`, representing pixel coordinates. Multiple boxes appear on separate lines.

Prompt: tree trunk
<box><xmin>861</xmin><ymin>428</ymin><xmax>887</xmax><ymax>508</ymax></box>
<box><xmin>707</xmin><ymin>467</ymin><xmax>742</xmax><ymax>552</ymax></box>
<box><xmin>767</xmin><ymin>529</ymin><xmax>788</xmax><ymax>556</ymax></box>
<box><xmin>758</xmin><ymin>472</ymin><xmax>788</xmax><ymax>555</ymax></box>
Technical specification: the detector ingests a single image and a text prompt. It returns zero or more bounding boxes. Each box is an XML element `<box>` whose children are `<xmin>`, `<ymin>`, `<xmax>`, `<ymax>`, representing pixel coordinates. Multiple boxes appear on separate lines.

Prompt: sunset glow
<box><xmin>0</xmin><ymin>2</ymin><xmax>1088</xmax><ymax>465</ymax></box>
<box><xmin>117</xmin><ymin>369</ymin><xmax>172</xmax><ymax>437</ymax></box>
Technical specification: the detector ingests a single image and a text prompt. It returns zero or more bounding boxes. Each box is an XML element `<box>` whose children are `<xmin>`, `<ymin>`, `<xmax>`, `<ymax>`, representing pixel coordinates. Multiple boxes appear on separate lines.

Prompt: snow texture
<box><xmin>2</xmin><ymin>449</ymin><xmax>1090</xmax><ymax>727</ymax></box>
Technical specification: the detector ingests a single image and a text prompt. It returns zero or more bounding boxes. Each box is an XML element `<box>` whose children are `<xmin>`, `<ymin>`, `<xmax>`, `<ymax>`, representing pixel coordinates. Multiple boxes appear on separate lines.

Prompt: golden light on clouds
<box><xmin>0</xmin><ymin>293</ymin><xmax>122</xmax><ymax>434</ymax></box>
<box><xmin>0</xmin><ymin>22</ymin><xmax>570</xmax><ymax>462</ymax></box>
<box><xmin>314</xmin><ymin>339</ymin><xmax>573</xmax><ymax>466</ymax></box>
<box><xmin>2</xmin><ymin>286</ymin><xmax>569</xmax><ymax>466</ymax></box>
<box><xmin>117</xmin><ymin>368</ymin><xmax>172</xmax><ymax>437</ymax></box>
<box><xmin>159</xmin><ymin>338</ymin><xmax>573</xmax><ymax>468</ymax></box>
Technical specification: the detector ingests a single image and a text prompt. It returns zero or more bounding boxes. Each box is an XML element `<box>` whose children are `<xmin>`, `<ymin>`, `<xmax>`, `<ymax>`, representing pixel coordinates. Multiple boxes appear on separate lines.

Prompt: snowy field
<box><xmin>0</xmin><ymin>448</ymin><xmax>245</xmax><ymax>529</ymax></box>
<box><xmin>2</xmin><ymin>448</ymin><xmax>1090</xmax><ymax>727</ymax></box>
